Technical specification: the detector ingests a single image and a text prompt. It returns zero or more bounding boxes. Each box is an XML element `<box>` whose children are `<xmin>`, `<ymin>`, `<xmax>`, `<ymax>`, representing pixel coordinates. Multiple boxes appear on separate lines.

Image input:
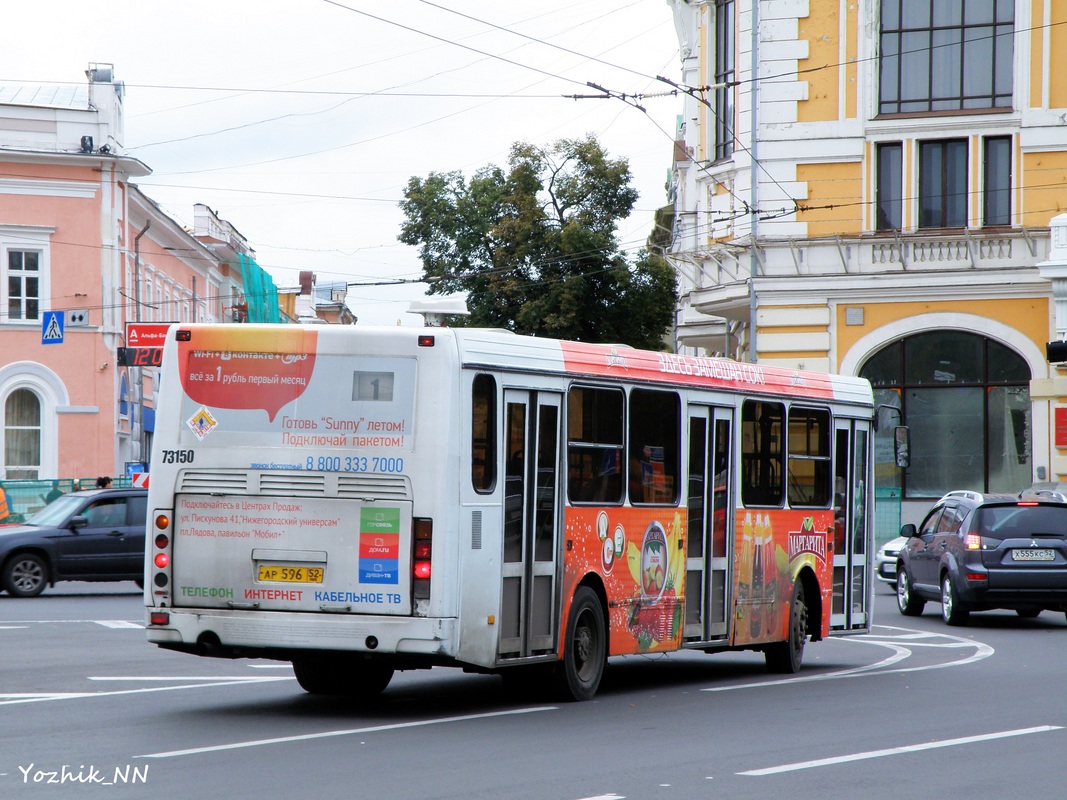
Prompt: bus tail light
<box><xmin>151</xmin><ymin>510</ymin><xmax>173</xmax><ymax>598</ymax></box>
<box><xmin>413</xmin><ymin>517</ymin><xmax>433</xmax><ymax>600</ymax></box>
<box><xmin>149</xmin><ymin>611</ymin><xmax>170</xmax><ymax>626</ymax></box>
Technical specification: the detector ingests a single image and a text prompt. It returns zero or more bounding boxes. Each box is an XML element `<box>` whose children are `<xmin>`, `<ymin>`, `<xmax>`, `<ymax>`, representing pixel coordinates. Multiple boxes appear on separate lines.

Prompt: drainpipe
<box><xmin>133</xmin><ymin>221</ymin><xmax>151</xmax><ymax>463</ymax></box>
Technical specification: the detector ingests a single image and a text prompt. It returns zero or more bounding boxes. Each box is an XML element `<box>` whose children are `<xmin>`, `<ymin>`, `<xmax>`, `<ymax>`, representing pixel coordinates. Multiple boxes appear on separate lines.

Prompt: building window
<box><xmin>876</xmin><ymin>142</ymin><xmax>903</xmax><ymax>230</ymax></box>
<box><xmin>879</xmin><ymin>0</ymin><xmax>1013</xmax><ymax>115</ymax></box>
<box><xmin>713</xmin><ymin>0</ymin><xmax>735</xmax><ymax>161</ymax></box>
<box><xmin>919</xmin><ymin>139</ymin><xmax>968</xmax><ymax>228</ymax></box>
<box><xmin>984</xmin><ymin>135</ymin><xmax>1011</xmax><ymax>226</ymax></box>
<box><xmin>6</xmin><ymin>250</ymin><xmax>41</xmax><ymax>322</ymax></box>
<box><xmin>860</xmin><ymin>331</ymin><xmax>1030</xmax><ymax>499</ymax></box>
<box><xmin>4</xmin><ymin>388</ymin><xmax>41</xmax><ymax>480</ymax></box>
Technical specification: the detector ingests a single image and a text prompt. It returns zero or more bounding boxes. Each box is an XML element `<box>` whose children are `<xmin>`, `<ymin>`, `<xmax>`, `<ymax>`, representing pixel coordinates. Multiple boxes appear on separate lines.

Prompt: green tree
<box><xmin>398</xmin><ymin>135</ymin><xmax>677</xmax><ymax>350</ymax></box>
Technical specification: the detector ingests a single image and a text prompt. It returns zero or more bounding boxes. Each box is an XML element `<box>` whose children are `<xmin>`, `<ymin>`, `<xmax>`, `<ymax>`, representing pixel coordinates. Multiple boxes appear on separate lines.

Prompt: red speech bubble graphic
<box><xmin>178</xmin><ymin>327</ymin><xmax>319</xmax><ymax>422</ymax></box>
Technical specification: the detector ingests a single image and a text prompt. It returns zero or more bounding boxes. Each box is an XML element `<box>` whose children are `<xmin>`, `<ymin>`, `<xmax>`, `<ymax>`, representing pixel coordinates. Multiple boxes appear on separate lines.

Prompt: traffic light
<box><xmin>1047</xmin><ymin>341</ymin><xmax>1067</xmax><ymax>363</ymax></box>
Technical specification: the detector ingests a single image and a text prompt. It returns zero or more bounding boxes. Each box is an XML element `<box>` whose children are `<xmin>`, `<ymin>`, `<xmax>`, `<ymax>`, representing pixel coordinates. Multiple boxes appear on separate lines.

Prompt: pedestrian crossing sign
<box><xmin>41</xmin><ymin>311</ymin><xmax>64</xmax><ymax>344</ymax></box>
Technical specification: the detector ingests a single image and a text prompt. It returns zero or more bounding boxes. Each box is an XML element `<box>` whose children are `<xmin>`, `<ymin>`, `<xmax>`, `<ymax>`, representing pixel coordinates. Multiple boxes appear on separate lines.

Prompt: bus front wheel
<box><xmin>292</xmin><ymin>656</ymin><xmax>394</xmax><ymax>698</ymax></box>
<box><xmin>555</xmin><ymin>586</ymin><xmax>606</xmax><ymax>702</ymax></box>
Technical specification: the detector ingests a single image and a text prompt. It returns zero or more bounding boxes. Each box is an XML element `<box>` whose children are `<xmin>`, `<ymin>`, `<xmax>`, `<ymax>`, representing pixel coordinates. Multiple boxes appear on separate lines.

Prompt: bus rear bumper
<box><xmin>144</xmin><ymin>607</ymin><xmax>458</xmax><ymax>662</ymax></box>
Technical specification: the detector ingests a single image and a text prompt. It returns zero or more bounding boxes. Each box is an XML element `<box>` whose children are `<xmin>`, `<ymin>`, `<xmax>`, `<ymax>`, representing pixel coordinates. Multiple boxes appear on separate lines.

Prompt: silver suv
<box><xmin>896</xmin><ymin>490</ymin><xmax>1067</xmax><ymax>625</ymax></box>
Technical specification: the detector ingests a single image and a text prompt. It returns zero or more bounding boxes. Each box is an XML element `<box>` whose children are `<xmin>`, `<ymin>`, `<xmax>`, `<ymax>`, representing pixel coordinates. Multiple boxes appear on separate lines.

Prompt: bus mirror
<box><xmin>894</xmin><ymin>426</ymin><xmax>910</xmax><ymax>469</ymax></box>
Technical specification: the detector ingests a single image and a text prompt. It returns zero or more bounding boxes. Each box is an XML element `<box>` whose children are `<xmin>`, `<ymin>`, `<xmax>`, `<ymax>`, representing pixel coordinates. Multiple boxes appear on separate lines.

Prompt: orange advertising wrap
<box><xmin>563</xmin><ymin>507</ymin><xmax>687</xmax><ymax>654</ymax></box>
<box><xmin>177</xmin><ymin>326</ymin><xmax>320</xmax><ymax>422</ymax></box>
<box><xmin>561</xmin><ymin>505</ymin><xmax>835</xmax><ymax>657</ymax></box>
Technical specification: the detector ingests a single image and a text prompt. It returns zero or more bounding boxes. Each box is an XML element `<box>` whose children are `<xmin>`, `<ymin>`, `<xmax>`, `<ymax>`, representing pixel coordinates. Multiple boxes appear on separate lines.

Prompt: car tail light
<box><xmin>149</xmin><ymin>611</ymin><xmax>170</xmax><ymax>626</ymax></box>
<box><xmin>965</xmin><ymin>533</ymin><xmax>982</xmax><ymax>550</ymax></box>
<box><xmin>413</xmin><ymin>517</ymin><xmax>432</xmax><ymax>602</ymax></box>
<box><xmin>965</xmin><ymin>572</ymin><xmax>987</xmax><ymax>582</ymax></box>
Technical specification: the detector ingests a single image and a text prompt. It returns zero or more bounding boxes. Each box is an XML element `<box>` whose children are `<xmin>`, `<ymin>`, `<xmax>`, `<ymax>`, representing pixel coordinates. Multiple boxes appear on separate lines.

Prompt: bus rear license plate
<box><xmin>258</xmin><ymin>565</ymin><xmax>325</xmax><ymax>583</ymax></box>
<box><xmin>1011</xmin><ymin>549</ymin><xmax>1054</xmax><ymax>562</ymax></box>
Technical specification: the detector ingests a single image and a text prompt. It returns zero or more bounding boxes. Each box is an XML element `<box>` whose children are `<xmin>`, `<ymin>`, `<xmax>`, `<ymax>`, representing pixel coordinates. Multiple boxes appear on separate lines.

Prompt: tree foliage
<box><xmin>398</xmin><ymin>135</ymin><xmax>677</xmax><ymax>350</ymax></box>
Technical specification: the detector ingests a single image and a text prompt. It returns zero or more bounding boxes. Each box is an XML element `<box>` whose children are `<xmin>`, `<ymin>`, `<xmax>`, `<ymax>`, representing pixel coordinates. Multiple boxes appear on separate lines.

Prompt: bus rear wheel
<box><xmin>292</xmin><ymin>656</ymin><xmax>394</xmax><ymax>698</ymax></box>
<box><xmin>765</xmin><ymin>581</ymin><xmax>807</xmax><ymax>674</ymax></box>
<box><xmin>555</xmin><ymin>587</ymin><xmax>606</xmax><ymax>702</ymax></box>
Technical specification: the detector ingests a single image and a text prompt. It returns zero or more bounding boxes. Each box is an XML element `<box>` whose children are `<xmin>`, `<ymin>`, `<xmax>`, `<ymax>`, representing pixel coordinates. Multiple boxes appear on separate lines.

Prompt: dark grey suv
<box><xmin>0</xmin><ymin>488</ymin><xmax>148</xmax><ymax>597</ymax></box>
<box><xmin>896</xmin><ymin>490</ymin><xmax>1067</xmax><ymax>625</ymax></box>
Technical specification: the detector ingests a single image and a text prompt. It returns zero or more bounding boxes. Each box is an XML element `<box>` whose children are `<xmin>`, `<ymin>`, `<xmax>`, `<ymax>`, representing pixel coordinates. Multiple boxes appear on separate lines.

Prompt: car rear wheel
<box><xmin>2</xmin><ymin>553</ymin><xmax>48</xmax><ymax>598</ymax></box>
<box><xmin>940</xmin><ymin>574</ymin><xmax>969</xmax><ymax>626</ymax></box>
<box><xmin>896</xmin><ymin>569</ymin><xmax>925</xmax><ymax>616</ymax></box>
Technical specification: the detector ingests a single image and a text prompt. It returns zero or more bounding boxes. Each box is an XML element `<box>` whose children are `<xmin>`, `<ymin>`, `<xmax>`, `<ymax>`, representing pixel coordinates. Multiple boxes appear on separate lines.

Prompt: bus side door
<box><xmin>684</xmin><ymin>405</ymin><xmax>734</xmax><ymax>642</ymax></box>
<box><xmin>830</xmin><ymin>418</ymin><xmax>872</xmax><ymax>631</ymax></box>
<box><xmin>498</xmin><ymin>389</ymin><xmax>563</xmax><ymax>659</ymax></box>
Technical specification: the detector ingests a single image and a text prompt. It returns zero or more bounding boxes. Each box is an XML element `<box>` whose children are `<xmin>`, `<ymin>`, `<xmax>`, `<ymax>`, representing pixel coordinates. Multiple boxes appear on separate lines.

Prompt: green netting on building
<box><xmin>239</xmin><ymin>253</ymin><xmax>283</xmax><ymax>323</ymax></box>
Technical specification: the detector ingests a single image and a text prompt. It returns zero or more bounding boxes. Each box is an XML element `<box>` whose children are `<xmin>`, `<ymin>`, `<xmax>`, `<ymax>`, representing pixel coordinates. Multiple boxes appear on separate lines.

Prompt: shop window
<box><xmin>860</xmin><ymin>331</ymin><xmax>1030</xmax><ymax>498</ymax></box>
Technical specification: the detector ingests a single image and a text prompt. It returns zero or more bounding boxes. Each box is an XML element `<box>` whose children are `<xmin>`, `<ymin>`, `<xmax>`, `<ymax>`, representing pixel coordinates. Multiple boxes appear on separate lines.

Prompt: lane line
<box><xmin>738</xmin><ymin>725</ymin><xmax>1063</xmax><ymax>776</ymax></box>
<box><xmin>94</xmin><ymin>620</ymin><xmax>144</xmax><ymax>629</ymax></box>
<box><xmin>0</xmin><ymin>676</ymin><xmax>293</xmax><ymax>706</ymax></box>
<box><xmin>706</xmin><ymin>626</ymin><xmax>993</xmax><ymax>692</ymax></box>
<box><xmin>139</xmin><ymin>706</ymin><xmax>558</xmax><ymax>759</ymax></box>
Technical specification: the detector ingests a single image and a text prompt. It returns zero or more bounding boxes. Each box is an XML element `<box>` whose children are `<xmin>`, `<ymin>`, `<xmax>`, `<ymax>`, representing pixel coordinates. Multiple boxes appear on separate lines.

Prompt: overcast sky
<box><xmin>4</xmin><ymin>1</ymin><xmax>681</xmax><ymax>325</ymax></box>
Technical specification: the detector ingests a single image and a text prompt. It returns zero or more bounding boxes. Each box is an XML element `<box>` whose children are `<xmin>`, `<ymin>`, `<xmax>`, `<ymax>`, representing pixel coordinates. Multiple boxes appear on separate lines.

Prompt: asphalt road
<box><xmin>2</xmin><ymin>581</ymin><xmax>1066</xmax><ymax>799</ymax></box>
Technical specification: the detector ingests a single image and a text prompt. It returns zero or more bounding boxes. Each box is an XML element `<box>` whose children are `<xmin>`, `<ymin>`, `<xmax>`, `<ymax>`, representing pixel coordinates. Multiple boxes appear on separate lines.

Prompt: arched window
<box><xmin>4</xmin><ymin>388</ymin><xmax>42</xmax><ymax>479</ymax></box>
<box><xmin>860</xmin><ymin>331</ymin><xmax>1030</xmax><ymax>498</ymax></box>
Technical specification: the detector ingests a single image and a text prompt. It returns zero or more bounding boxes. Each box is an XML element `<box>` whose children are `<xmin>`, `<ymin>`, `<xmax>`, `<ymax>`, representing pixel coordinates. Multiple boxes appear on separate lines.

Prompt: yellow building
<box><xmin>667</xmin><ymin>0</ymin><xmax>1067</xmax><ymax>527</ymax></box>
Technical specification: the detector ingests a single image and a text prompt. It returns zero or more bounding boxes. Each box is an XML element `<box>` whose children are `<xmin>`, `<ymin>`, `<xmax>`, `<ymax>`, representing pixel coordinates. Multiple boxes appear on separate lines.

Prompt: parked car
<box><xmin>895</xmin><ymin>489</ymin><xmax>1067</xmax><ymax>625</ymax></box>
<box><xmin>875</xmin><ymin>536</ymin><xmax>906</xmax><ymax>589</ymax></box>
<box><xmin>0</xmin><ymin>488</ymin><xmax>148</xmax><ymax>597</ymax></box>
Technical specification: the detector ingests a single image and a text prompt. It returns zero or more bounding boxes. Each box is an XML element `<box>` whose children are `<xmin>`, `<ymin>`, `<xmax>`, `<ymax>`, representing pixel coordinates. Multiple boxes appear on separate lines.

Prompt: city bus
<box><xmin>144</xmin><ymin>323</ymin><xmax>876</xmax><ymax>701</ymax></box>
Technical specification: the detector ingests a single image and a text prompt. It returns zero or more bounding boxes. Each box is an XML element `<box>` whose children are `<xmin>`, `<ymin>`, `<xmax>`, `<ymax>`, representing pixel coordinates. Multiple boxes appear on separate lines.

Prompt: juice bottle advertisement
<box><xmin>732</xmin><ymin>509</ymin><xmax>834</xmax><ymax>646</ymax></box>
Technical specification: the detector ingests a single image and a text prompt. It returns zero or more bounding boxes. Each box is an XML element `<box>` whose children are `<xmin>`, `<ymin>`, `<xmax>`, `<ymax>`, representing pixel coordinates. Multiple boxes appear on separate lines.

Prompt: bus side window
<box><xmin>628</xmin><ymin>388</ymin><xmax>680</xmax><ymax>505</ymax></box>
<box><xmin>741</xmin><ymin>400</ymin><xmax>784</xmax><ymax>507</ymax></box>
<box><xmin>567</xmin><ymin>386</ymin><xmax>624</xmax><ymax>504</ymax></box>
<box><xmin>471</xmin><ymin>374</ymin><xmax>497</xmax><ymax>493</ymax></box>
<box><xmin>786</xmin><ymin>406</ymin><xmax>831</xmax><ymax>507</ymax></box>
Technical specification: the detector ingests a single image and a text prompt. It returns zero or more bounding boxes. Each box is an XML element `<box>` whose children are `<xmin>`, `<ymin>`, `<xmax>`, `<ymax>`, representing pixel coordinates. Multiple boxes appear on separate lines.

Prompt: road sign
<box><xmin>41</xmin><ymin>311</ymin><xmax>64</xmax><ymax>344</ymax></box>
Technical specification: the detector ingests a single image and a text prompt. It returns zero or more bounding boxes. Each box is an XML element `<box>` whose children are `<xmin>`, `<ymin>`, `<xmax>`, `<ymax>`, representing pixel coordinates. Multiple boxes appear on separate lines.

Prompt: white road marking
<box><xmin>738</xmin><ymin>725</ymin><xmax>1063</xmax><ymax>776</ymax></box>
<box><xmin>94</xmin><ymin>620</ymin><xmax>143</xmax><ymax>629</ymax></box>
<box><xmin>88</xmin><ymin>676</ymin><xmax>287</xmax><ymax>681</ymax></box>
<box><xmin>705</xmin><ymin>625</ymin><xmax>993</xmax><ymax>691</ymax></box>
<box><xmin>139</xmin><ymin>706</ymin><xmax>559</xmax><ymax>759</ymax></box>
<box><xmin>0</xmin><ymin>676</ymin><xmax>292</xmax><ymax>706</ymax></box>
